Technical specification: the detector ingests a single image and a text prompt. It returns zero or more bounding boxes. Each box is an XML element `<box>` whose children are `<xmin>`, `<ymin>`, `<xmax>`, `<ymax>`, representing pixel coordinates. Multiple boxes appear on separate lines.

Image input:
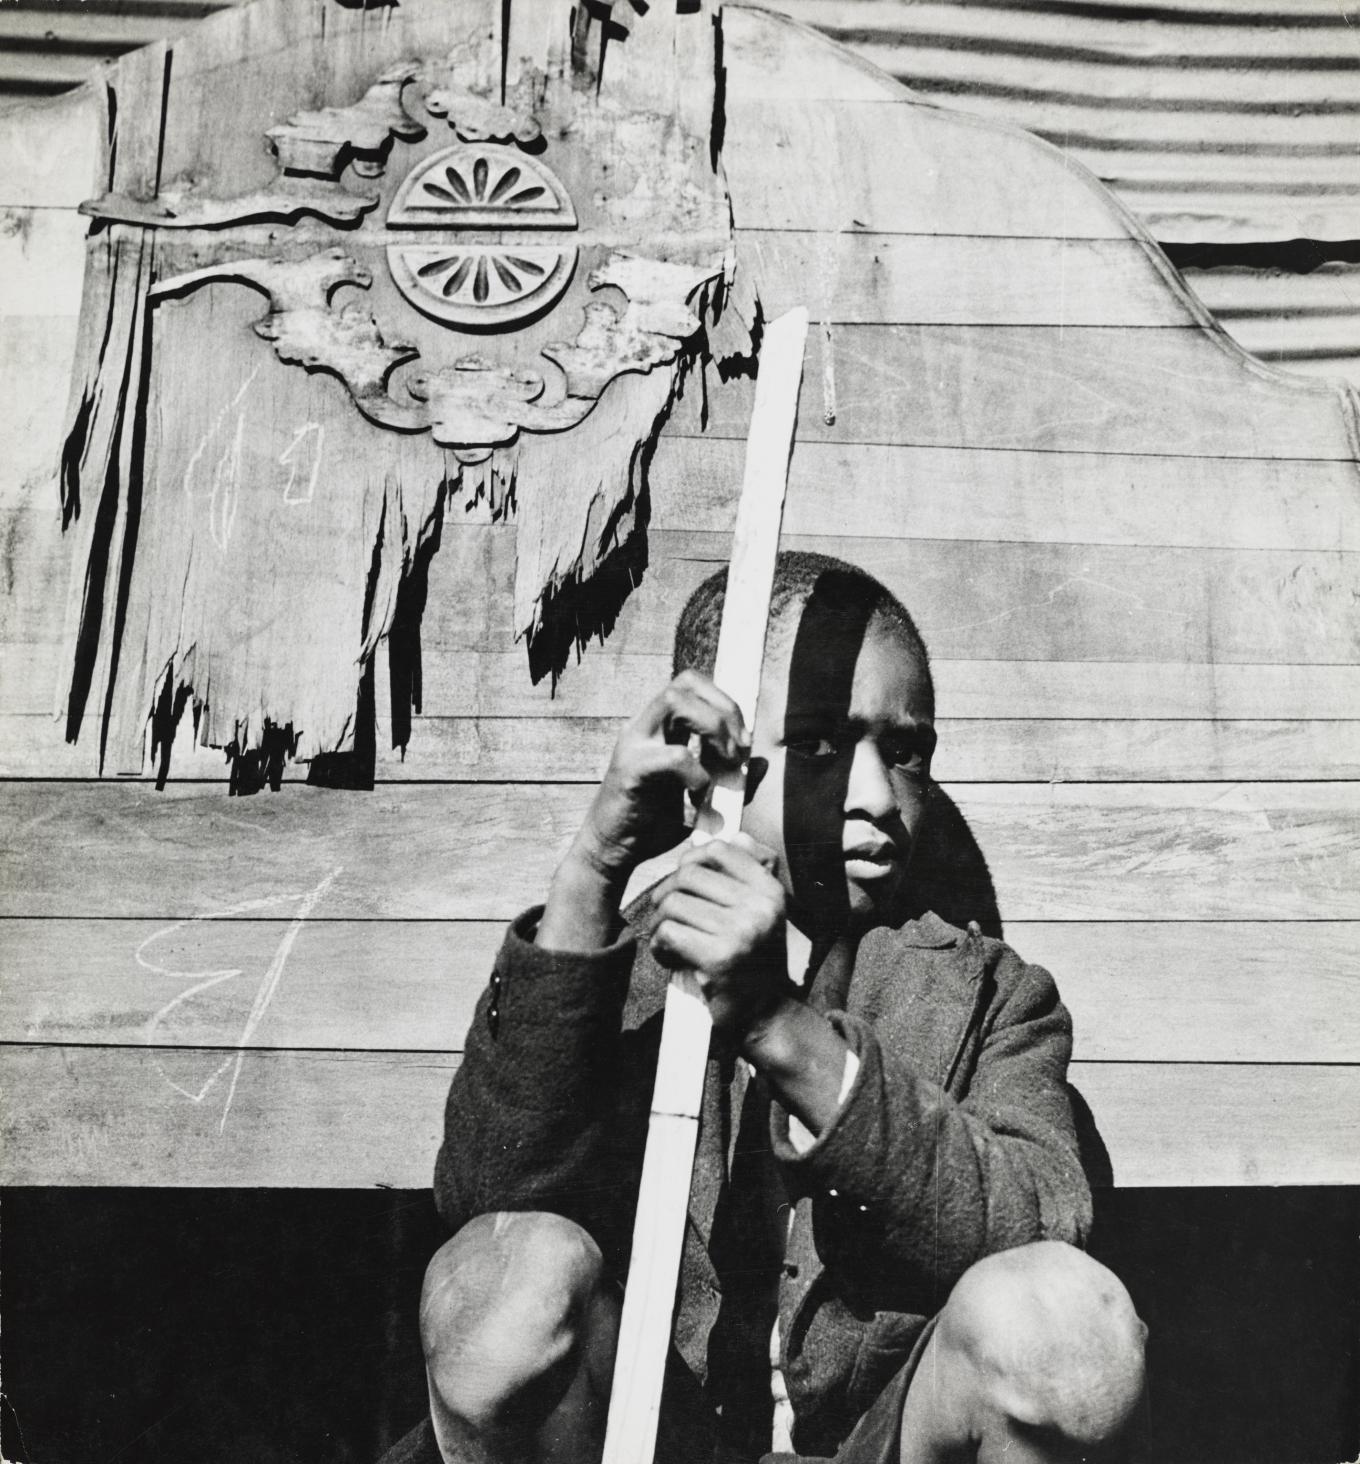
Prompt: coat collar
<box><xmin>891</xmin><ymin>909</ymin><xmax>966</xmax><ymax>948</ymax></box>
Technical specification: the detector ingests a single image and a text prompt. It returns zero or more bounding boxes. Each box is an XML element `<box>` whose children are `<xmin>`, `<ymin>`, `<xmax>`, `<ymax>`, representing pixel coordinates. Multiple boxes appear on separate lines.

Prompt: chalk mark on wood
<box><xmin>280</xmin><ymin>422</ymin><xmax>324</xmax><ymax>505</ymax></box>
<box><xmin>57</xmin><ymin>9</ymin><xmax>747</xmax><ymax>775</ymax></box>
<box><xmin>180</xmin><ymin>362</ymin><xmax>261</xmax><ymax>553</ymax></box>
<box><xmin>140</xmin><ymin>868</ymin><xmax>341</xmax><ymax>1130</ymax></box>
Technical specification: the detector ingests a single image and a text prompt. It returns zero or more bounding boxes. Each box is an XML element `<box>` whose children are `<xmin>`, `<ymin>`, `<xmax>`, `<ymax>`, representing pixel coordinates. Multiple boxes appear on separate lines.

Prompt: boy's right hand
<box><xmin>570</xmin><ymin>670</ymin><xmax>751</xmax><ymax>883</ymax></box>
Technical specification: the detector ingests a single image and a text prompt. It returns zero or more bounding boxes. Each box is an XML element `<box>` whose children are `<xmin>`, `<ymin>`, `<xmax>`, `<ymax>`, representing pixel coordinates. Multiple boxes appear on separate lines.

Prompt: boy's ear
<box><xmin>743</xmin><ymin>757</ymin><xmax>770</xmax><ymax>805</ymax></box>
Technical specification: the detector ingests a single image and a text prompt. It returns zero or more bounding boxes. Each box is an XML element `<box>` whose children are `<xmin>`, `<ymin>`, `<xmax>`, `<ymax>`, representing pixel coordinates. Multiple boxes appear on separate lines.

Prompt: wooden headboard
<box><xmin>1</xmin><ymin>0</ymin><xmax>1357</xmax><ymax>1192</ymax></box>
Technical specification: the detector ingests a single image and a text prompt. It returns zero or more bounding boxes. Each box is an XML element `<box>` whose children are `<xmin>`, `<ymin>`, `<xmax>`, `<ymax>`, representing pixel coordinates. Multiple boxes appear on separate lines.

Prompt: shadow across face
<box><xmin>898</xmin><ymin>784</ymin><xmax>1001</xmax><ymax>940</ymax></box>
<box><xmin>781</xmin><ymin>569</ymin><xmax>882</xmax><ymax>945</ymax></box>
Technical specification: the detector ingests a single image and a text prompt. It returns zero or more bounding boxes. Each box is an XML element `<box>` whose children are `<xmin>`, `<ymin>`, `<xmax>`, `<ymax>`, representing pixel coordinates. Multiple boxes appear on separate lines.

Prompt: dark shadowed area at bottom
<box><xmin>1</xmin><ymin>1187</ymin><xmax>1355</xmax><ymax>1464</ymax></box>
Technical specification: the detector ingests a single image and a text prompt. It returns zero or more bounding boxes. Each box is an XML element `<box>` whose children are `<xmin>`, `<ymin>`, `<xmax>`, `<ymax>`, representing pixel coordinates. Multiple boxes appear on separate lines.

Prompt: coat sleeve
<box><xmin>433</xmin><ymin>907</ymin><xmax>642</xmax><ymax>1243</ymax></box>
<box><xmin>770</xmin><ymin>946</ymin><xmax>1092</xmax><ymax>1312</ymax></box>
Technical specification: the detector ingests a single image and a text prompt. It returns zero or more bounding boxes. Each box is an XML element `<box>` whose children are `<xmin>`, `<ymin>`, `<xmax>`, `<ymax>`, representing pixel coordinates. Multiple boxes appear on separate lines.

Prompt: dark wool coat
<box><xmin>434</xmin><ymin>903</ymin><xmax>1093</xmax><ymax>1461</ymax></box>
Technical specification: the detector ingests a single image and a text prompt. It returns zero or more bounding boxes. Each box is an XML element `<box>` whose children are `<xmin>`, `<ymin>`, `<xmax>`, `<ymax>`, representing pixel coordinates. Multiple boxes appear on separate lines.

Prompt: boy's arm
<box><xmin>433</xmin><ymin>670</ymin><xmax>754</xmax><ymax>1237</ymax></box>
<box><xmin>771</xmin><ymin>950</ymin><xmax>1091</xmax><ymax>1310</ymax></box>
<box><xmin>433</xmin><ymin>905</ymin><xmax>641</xmax><ymax>1239</ymax></box>
<box><xmin>537</xmin><ymin>671</ymin><xmax>752</xmax><ymax>953</ymax></box>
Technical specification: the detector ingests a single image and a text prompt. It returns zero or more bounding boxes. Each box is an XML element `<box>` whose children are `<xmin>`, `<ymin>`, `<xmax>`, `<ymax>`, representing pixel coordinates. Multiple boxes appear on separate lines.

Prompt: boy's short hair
<box><xmin>672</xmin><ymin>550</ymin><xmax>934</xmax><ymax>712</ymax></box>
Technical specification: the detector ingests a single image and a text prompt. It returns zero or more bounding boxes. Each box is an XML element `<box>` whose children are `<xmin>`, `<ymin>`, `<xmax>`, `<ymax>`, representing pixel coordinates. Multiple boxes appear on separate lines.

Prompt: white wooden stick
<box><xmin>601</xmin><ymin>307</ymin><xmax>810</xmax><ymax>1464</ymax></box>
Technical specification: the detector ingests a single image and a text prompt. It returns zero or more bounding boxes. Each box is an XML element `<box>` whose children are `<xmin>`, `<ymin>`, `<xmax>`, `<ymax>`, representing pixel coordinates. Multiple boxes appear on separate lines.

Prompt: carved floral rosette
<box><xmin>60</xmin><ymin>2</ymin><xmax>755</xmax><ymax>775</ymax></box>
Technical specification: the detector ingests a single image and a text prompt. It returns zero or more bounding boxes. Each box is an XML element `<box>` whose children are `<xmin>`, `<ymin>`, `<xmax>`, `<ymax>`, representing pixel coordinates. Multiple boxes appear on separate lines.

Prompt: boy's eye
<box><xmin>787</xmin><ymin>735</ymin><xmax>840</xmax><ymax>761</ymax></box>
<box><xmin>881</xmin><ymin>735</ymin><xmax>928</xmax><ymax>775</ymax></box>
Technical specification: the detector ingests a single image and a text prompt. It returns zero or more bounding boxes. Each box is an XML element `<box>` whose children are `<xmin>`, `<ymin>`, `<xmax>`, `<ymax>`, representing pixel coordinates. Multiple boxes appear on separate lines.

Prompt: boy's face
<box><xmin>741</xmin><ymin>608</ymin><xmax>935</xmax><ymax>938</ymax></box>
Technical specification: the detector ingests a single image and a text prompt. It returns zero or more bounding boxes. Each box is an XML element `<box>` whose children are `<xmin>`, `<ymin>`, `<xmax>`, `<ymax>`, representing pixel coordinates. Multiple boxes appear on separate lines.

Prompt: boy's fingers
<box><xmin>633</xmin><ymin>676</ymin><xmax>750</xmax><ymax>761</ymax></box>
<box><xmin>671</xmin><ymin>858</ymin><xmax>748</xmax><ymax>907</ymax></box>
<box><xmin>639</xmin><ymin>743</ymin><xmax>710</xmax><ymax>795</ymax></box>
<box><xmin>686</xmin><ymin>835</ymin><xmax>780</xmax><ymax>883</ymax></box>
<box><xmin>654</xmin><ymin>889</ymin><xmax>727</xmax><ymax>935</ymax></box>
<box><xmin>650</xmin><ymin>921</ymin><xmax>725</xmax><ymax>974</ymax></box>
<box><xmin>670</xmin><ymin>669</ymin><xmax>748</xmax><ymax>735</ymax></box>
<box><xmin>729</xmin><ymin>832</ymin><xmax>779</xmax><ymax>872</ymax></box>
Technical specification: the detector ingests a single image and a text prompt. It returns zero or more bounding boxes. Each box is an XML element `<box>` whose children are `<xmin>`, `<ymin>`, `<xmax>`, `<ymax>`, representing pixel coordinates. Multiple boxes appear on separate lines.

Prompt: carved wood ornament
<box><xmin>59</xmin><ymin>0</ymin><xmax>753</xmax><ymax>779</ymax></box>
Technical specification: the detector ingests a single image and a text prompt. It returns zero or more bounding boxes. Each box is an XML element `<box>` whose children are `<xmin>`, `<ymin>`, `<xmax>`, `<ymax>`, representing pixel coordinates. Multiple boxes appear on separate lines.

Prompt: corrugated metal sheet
<box><xmin>771</xmin><ymin>0</ymin><xmax>1360</xmax><ymax>247</ymax></box>
<box><xmin>1184</xmin><ymin>261</ymin><xmax>1360</xmax><ymax>385</ymax></box>
<box><xmin>0</xmin><ymin>1</ymin><xmax>234</xmax><ymax>94</ymax></box>
<box><xmin>4</xmin><ymin>0</ymin><xmax>1358</xmax><ymax>384</ymax></box>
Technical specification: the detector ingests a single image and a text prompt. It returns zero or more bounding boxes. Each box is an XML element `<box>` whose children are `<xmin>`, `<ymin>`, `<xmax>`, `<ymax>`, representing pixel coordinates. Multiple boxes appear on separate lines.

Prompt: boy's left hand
<box><xmin>648</xmin><ymin>833</ymin><xmax>789</xmax><ymax>1037</ymax></box>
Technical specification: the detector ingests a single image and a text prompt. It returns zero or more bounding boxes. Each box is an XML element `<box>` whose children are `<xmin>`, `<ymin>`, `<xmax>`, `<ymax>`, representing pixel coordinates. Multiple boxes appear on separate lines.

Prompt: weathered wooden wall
<box><xmin>9</xmin><ymin>0</ymin><xmax>1360</xmax><ymax>392</ymax></box>
<box><xmin>2</xmin><ymin>2</ymin><xmax>1358</xmax><ymax>1203</ymax></box>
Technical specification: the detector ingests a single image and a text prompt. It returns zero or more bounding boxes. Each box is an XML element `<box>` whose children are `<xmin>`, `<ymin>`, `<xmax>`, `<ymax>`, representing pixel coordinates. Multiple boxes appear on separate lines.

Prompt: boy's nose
<box><xmin>844</xmin><ymin>739</ymin><xmax>898</xmax><ymax>822</ymax></box>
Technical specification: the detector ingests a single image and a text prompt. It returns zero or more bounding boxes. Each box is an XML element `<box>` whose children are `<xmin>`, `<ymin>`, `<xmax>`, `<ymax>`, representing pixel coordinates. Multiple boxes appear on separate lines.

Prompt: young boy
<box><xmin>406</xmin><ymin>553</ymin><xmax>1145</xmax><ymax>1464</ymax></box>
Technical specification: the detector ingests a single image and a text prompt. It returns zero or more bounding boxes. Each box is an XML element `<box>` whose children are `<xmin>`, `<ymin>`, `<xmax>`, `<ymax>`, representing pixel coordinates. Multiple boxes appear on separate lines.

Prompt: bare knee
<box><xmin>938</xmin><ymin>1241</ymin><xmax>1146</xmax><ymax>1449</ymax></box>
<box><xmin>420</xmin><ymin>1211</ymin><xmax>607</xmax><ymax>1433</ymax></box>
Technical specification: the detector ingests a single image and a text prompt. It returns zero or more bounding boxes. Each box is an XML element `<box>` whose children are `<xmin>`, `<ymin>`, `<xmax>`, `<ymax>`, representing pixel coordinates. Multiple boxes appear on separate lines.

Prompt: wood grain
<box><xmin>721</xmin><ymin>91</ymin><xmax>1129</xmax><ymax>239</ymax></box>
<box><xmin>2</xmin><ymin>1045</ymin><xmax>1352</xmax><ymax>1188</ymax></box>
<box><xmin>10</xmin><ymin>428</ymin><xmax>1360</xmax><ymax>668</ymax></box>
<box><xmin>5</xmin><ymin>917</ymin><xmax>1355</xmax><ymax>1065</ymax></box>
<box><xmin>3</xmin><ymin>0</ymin><xmax>1358</xmax><ymax>1211</ymax></box>
<box><xmin>689</xmin><ymin>325</ymin><xmax>1359</xmax><ymax>462</ymax></box>
<box><xmin>5</xmin><ymin>714</ymin><xmax>1358</xmax><ymax>785</ymax></box>
<box><xmin>648</xmin><ymin>436</ymin><xmax>1360</xmax><ymax>554</ymax></box>
<box><xmin>177</xmin><ymin>518</ymin><xmax>1360</xmax><ymax>668</ymax></box>
<box><xmin>741</xmin><ymin>233</ymin><xmax>1193</xmax><ymax>327</ymax></box>
<box><xmin>2</xmin><ymin>781</ymin><xmax>1357</xmax><ymax>923</ymax></box>
<box><xmin>1079</xmin><ymin>1064</ymin><xmax>1360</xmax><ymax>1188</ymax></box>
<box><xmin>16</xmin><ymin>517</ymin><xmax>1360</xmax><ymax>719</ymax></box>
<box><xmin>13</xmin><ymin>442</ymin><xmax>1360</xmax><ymax>692</ymax></box>
<box><xmin>0</xmin><ymin>1043</ymin><xmax>454</xmax><ymax>1188</ymax></box>
<box><xmin>588</xmin><ymin>532</ymin><xmax>1360</xmax><ymax>668</ymax></box>
<box><xmin>9</xmin><ymin>645</ymin><xmax>1360</xmax><ymax>725</ymax></box>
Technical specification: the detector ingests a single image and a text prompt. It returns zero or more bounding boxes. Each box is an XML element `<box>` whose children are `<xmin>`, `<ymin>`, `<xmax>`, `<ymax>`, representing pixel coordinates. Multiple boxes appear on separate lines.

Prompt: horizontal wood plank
<box><xmin>9</xmin><ymin>647</ymin><xmax>1360</xmax><ymax>726</ymax></box>
<box><xmin>741</xmin><ymin>233</ymin><xmax>1191</xmax><ymax>327</ymax></box>
<box><xmin>0</xmin><ymin>917</ymin><xmax>488</xmax><ymax>1054</ymax></box>
<box><xmin>1079</xmin><ymin>1064</ymin><xmax>1360</xmax><ymax>1188</ymax></box>
<box><xmin>688</xmin><ymin>324</ymin><xmax>1358</xmax><ymax>461</ymax></box>
<box><xmin>112</xmin><ymin>519</ymin><xmax>1352</xmax><ymax>668</ymax></box>
<box><xmin>1017</xmin><ymin>922</ymin><xmax>1360</xmax><ymax>1064</ymax></box>
<box><xmin>722</xmin><ymin>89</ymin><xmax>1129</xmax><ymax>239</ymax></box>
<box><xmin>21</xmin><ymin>421</ymin><xmax>1360</xmax><ymax>558</ymax></box>
<box><xmin>576</xmin><ymin>532</ymin><xmax>1360</xmax><ymax>668</ymax></box>
<box><xmin>649</xmin><ymin>436</ymin><xmax>1360</xmax><ymax>554</ymax></box>
<box><xmin>12</xmin><ymin>522</ymin><xmax>1360</xmax><ymax>703</ymax></box>
<box><xmin>397</xmin><ymin>523</ymin><xmax>1360</xmax><ymax>667</ymax></box>
<box><xmin>4</xmin><ymin>918</ymin><xmax>1355</xmax><ymax>1066</ymax></box>
<box><xmin>10</xmin><ymin>429</ymin><xmax>1360</xmax><ymax>654</ymax></box>
<box><xmin>1</xmin><ymin>781</ymin><xmax>1357</xmax><ymax>923</ymax></box>
<box><xmin>5</xmin><ymin>715</ymin><xmax>1359</xmax><ymax>785</ymax></box>
<box><xmin>0</xmin><ymin>1043</ymin><xmax>453</xmax><ymax>1188</ymax></box>
<box><xmin>2</xmin><ymin>1044</ymin><xmax>1353</xmax><ymax>1187</ymax></box>
<box><xmin>11</xmin><ymin>436</ymin><xmax>1360</xmax><ymax>687</ymax></box>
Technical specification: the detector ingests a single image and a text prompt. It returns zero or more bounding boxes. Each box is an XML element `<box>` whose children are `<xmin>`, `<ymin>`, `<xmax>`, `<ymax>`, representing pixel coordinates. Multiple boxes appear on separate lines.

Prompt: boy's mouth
<box><xmin>842</xmin><ymin>837</ymin><xmax>900</xmax><ymax>880</ymax></box>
